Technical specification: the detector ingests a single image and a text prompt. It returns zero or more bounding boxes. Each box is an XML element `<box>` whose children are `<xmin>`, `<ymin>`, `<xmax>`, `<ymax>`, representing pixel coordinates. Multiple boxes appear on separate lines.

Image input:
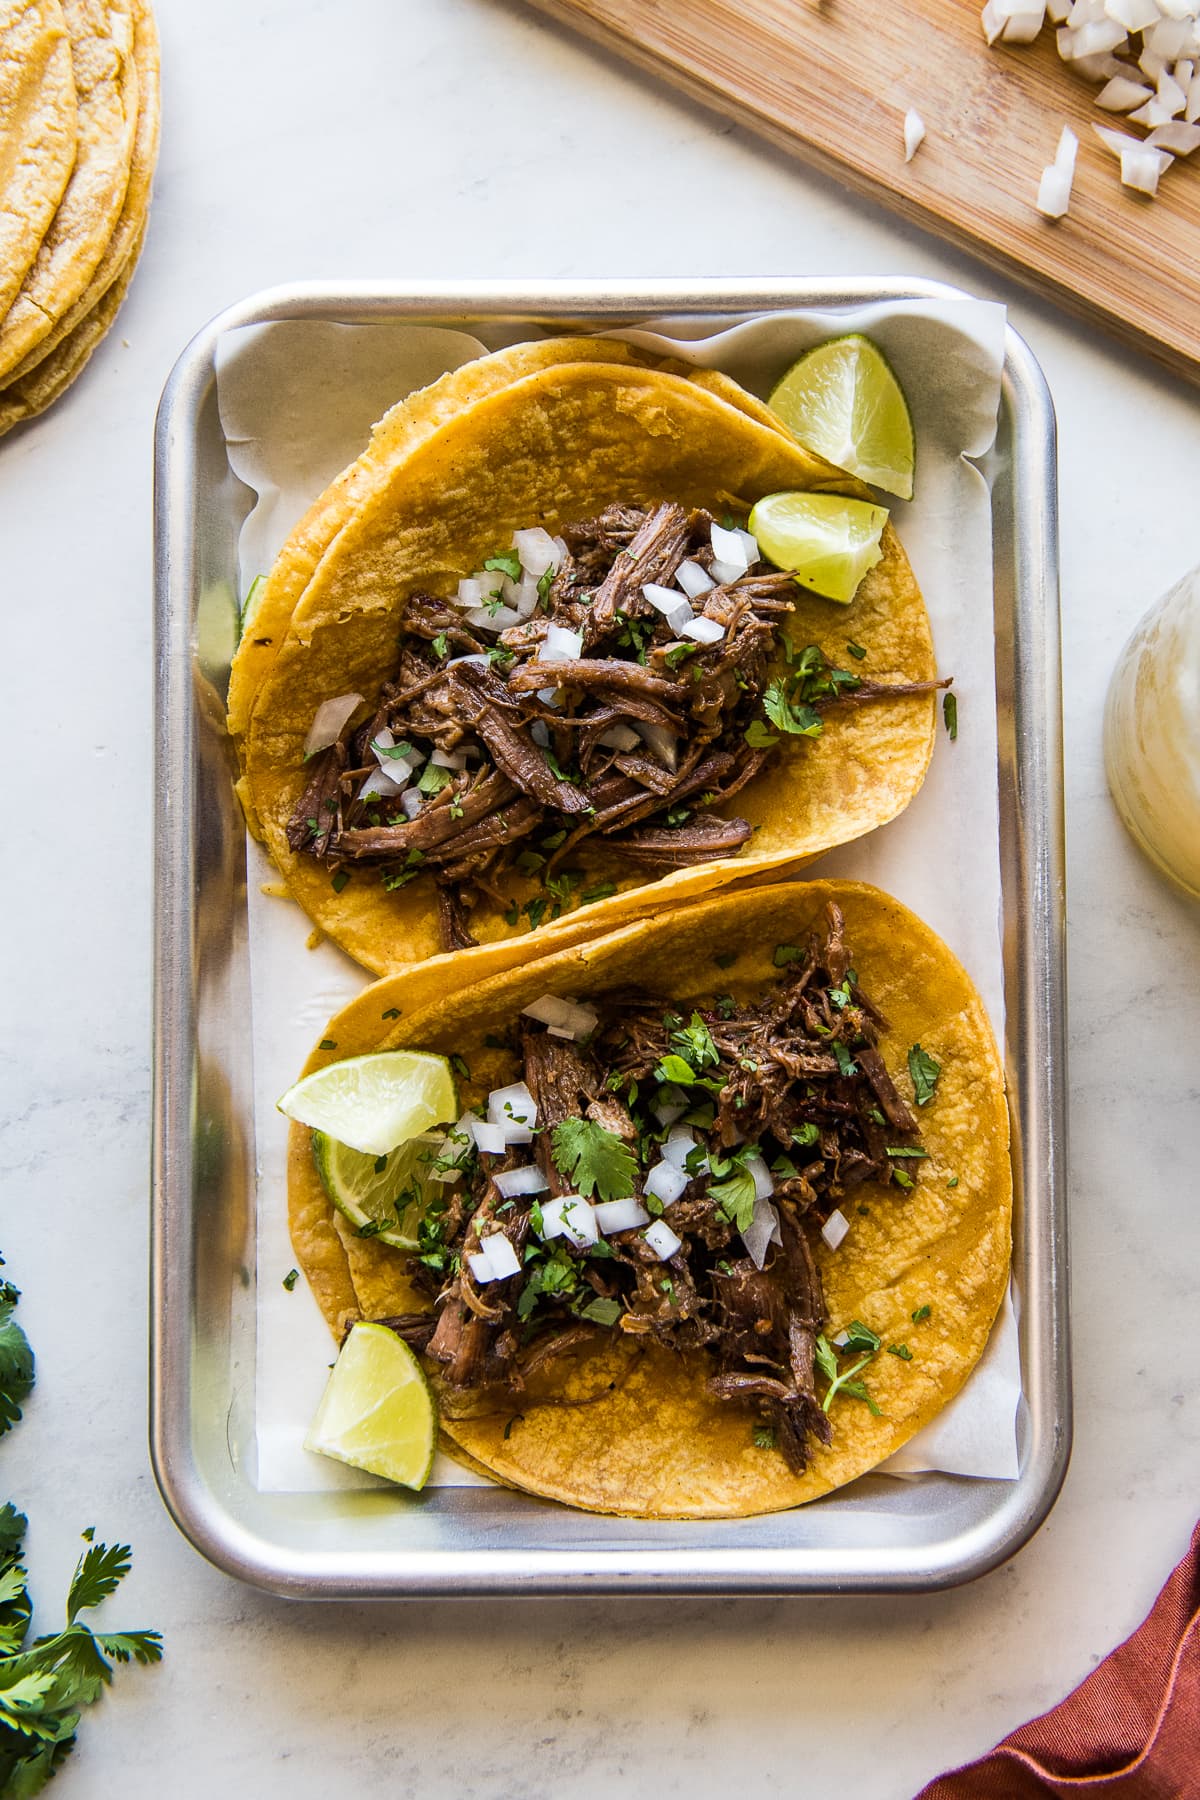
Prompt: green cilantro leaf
<box><xmin>484</xmin><ymin>550</ymin><xmax>522</xmax><ymax>582</ymax></box>
<box><xmin>831</xmin><ymin>1040</ymin><xmax>858</xmax><ymax>1078</ymax></box>
<box><xmin>887</xmin><ymin>1343</ymin><xmax>913</xmax><ymax>1361</ymax></box>
<box><xmin>912</xmin><ymin>1304</ymin><xmax>932</xmax><ymax>1323</ymax></box>
<box><xmin>908</xmin><ymin>1044</ymin><xmax>942</xmax><ymax>1106</ymax></box>
<box><xmin>744</xmin><ymin>719</ymin><xmax>779</xmax><ymax>749</ymax></box>
<box><xmin>417</xmin><ymin>763</ymin><xmax>452</xmax><ymax>797</ymax></box>
<box><xmin>670</xmin><ymin>1011</ymin><xmax>719</xmax><ymax>1071</ymax></box>
<box><xmin>550</xmin><ymin>1120</ymin><xmax>637</xmax><ymax>1202</ymax></box>
<box><xmin>773</xmin><ymin>943</ymin><xmax>803</xmax><ymax>967</ymax></box>
<box><xmin>762</xmin><ymin>679</ymin><xmax>823</xmax><ymax>738</ymax></box>
<box><xmin>846</xmin><ymin>640</ymin><xmax>867</xmax><ymax>660</ymax></box>
<box><xmin>431</xmin><ymin>632</ymin><xmax>449</xmax><ymax>659</ymax></box>
<box><xmin>0</xmin><ymin>1277</ymin><xmax>34</xmax><ymax>1440</ymax></box>
<box><xmin>943</xmin><ymin>691</ymin><xmax>958</xmax><ymax>740</ymax></box>
<box><xmin>709</xmin><ymin>1169</ymin><xmax>757</xmax><ymax>1233</ymax></box>
<box><xmin>579</xmin><ymin>1297</ymin><xmax>622</xmax><ymax>1328</ymax></box>
<box><xmin>752</xmin><ymin>1424</ymin><xmax>777</xmax><ymax>1450</ymax></box>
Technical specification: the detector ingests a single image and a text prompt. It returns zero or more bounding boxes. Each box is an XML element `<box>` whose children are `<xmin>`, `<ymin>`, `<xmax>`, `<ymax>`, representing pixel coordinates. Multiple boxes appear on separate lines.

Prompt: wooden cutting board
<box><xmin>526</xmin><ymin>0</ymin><xmax>1200</xmax><ymax>381</ymax></box>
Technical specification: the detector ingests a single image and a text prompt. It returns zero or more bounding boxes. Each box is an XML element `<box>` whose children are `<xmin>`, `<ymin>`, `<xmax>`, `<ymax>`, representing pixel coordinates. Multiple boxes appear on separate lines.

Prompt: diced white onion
<box><xmin>1188</xmin><ymin>72</ymin><xmax>1200</xmax><ymax>119</ymax></box>
<box><xmin>1037</xmin><ymin>160</ymin><xmax>1074</xmax><ymax>215</ymax></box>
<box><xmin>661</xmin><ymin>1127</ymin><xmax>699</xmax><ymax>1169</ymax></box>
<box><xmin>651</xmin><ymin>1084</ymin><xmax>688</xmax><ymax>1128</ymax></box>
<box><xmin>904</xmin><ymin>108</ymin><xmax>926</xmax><ymax>159</ymax></box>
<box><xmin>1094</xmin><ymin>119</ymin><xmax>1140</xmax><ymax>151</ymax></box>
<box><xmin>1047</xmin><ymin>0</ymin><xmax>1071</xmax><ymax>18</ymax></box>
<box><xmin>644</xmin><ymin>1219</ymin><xmax>682</xmax><ymax>1260</ymax></box>
<box><xmin>734</xmin><ymin>527</ymin><xmax>760</xmax><ymax>566</ymax></box>
<box><xmin>1097</xmin><ymin>72</ymin><xmax>1154</xmax><ymax>102</ymax></box>
<box><xmin>504</xmin><ymin>575</ymin><xmax>541</xmax><ymax>621</ymax></box>
<box><xmin>744</xmin><ymin>1151</ymin><xmax>776</xmax><ymax>1201</ymax></box>
<box><xmin>709</xmin><ymin>557</ymin><xmax>746</xmax><ymax>585</ymax></box>
<box><xmin>513</xmin><ymin>526</ymin><xmax>561</xmax><ymax>578</ymax></box>
<box><xmin>487</xmin><ymin>1082</ymin><xmax>537</xmax><ymax>1129</ymax></box>
<box><xmin>1056</xmin><ymin>122</ymin><xmax>1081</xmax><ymax>168</ymax></box>
<box><xmin>597</xmin><ymin>723</ymin><xmax>641</xmax><ymax>752</ymax></box>
<box><xmin>1105</xmin><ymin>0</ymin><xmax>1161</xmax><ymax>28</ymax></box>
<box><xmin>741</xmin><ymin>1196</ymin><xmax>783</xmax><ymax>1270</ymax></box>
<box><xmin>681</xmin><ymin>614</ymin><xmax>726</xmax><ymax>645</ymax></box>
<box><xmin>675</xmin><ymin>559</ymin><xmax>716</xmax><ymax>599</ymax></box>
<box><xmin>467</xmin><ymin>1119</ymin><xmax>507</xmax><ymax>1156</ymax></box>
<box><xmin>540</xmin><ymin>1195</ymin><xmax>598</xmax><ymax>1248</ymax></box>
<box><xmin>520</xmin><ymin>994</ymin><xmax>599</xmax><ymax>1041</ymax></box>
<box><xmin>467</xmin><ymin>1251</ymin><xmax>494</xmax><ymax>1283</ymax></box>
<box><xmin>456</xmin><ymin>577</ymin><xmax>485</xmax><ymax>608</ymax></box>
<box><xmin>821</xmin><ymin>1208</ymin><xmax>851</xmax><ymax>1250</ymax></box>
<box><xmin>430</xmin><ymin>746</ymin><xmax>468</xmax><ymax>770</ymax></box>
<box><xmin>304</xmin><ymin>693</ymin><xmax>362</xmax><ymax>758</ymax></box>
<box><xmin>710</xmin><ymin>522</ymin><xmax>750</xmax><ymax>571</ymax></box>
<box><xmin>644</xmin><ymin>1160</ymin><xmax>688</xmax><ymax>1205</ymax></box>
<box><xmin>493</xmin><ymin>1165</ymin><xmax>549</xmax><ymax>1199</ymax></box>
<box><xmin>358</xmin><ymin>764</ymin><xmax>405</xmax><ymax>801</ymax></box>
<box><xmin>479</xmin><ymin>1232</ymin><xmax>522</xmax><ymax>1280</ymax></box>
<box><xmin>398</xmin><ymin>788</ymin><xmax>423</xmax><ymax>821</ymax></box>
<box><xmin>634</xmin><ymin>720</ymin><xmax>678</xmax><ymax>771</ymax></box>
<box><xmin>1148</xmin><ymin>115</ymin><xmax>1200</xmax><ymax>143</ymax></box>
<box><xmin>643</xmin><ymin>583</ymin><xmax>695</xmax><ymax>632</ymax></box>
<box><xmin>537</xmin><ymin>686</ymin><xmax>564</xmax><ymax>707</ymax></box>
<box><xmin>1122</xmin><ymin>140</ymin><xmax>1173</xmax><ymax>183</ymax></box>
<box><xmin>1140</xmin><ymin>44</ymin><xmax>1168</xmax><ymax>74</ymax></box>
<box><xmin>464</xmin><ymin>603</ymin><xmax>521</xmax><ymax>631</ymax></box>
<box><xmin>542</xmin><ymin>624</ymin><xmax>584</xmax><ymax>662</ymax></box>
<box><xmin>1149</xmin><ymin>11</ymin><xmax>1193</xmax><ymax>48</ymax></box>
<box><xmin>595</xmin><ymin>1196</ymin><xmax>651</xmax><ymax>1234</ymax></box>
<box><xmin>1129</xmin><ymin>93</ymin><xmax>1176</xmax><ymax>119</ymax></box>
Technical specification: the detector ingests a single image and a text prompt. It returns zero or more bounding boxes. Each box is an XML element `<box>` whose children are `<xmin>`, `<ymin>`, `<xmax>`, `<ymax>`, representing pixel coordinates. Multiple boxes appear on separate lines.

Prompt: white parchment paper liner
<box><xmin>213</xmin><ymin>299</ymin><xmax>1018</xmax><ymax>1494</ymax></box>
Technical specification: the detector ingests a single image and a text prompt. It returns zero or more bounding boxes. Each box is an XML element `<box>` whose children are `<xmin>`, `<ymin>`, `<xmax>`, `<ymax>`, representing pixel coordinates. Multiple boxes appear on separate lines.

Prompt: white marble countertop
<box><xmin>3</xmin><ymin>1</ymin><xmax>1199</xmax><ymax>1793</ymax></box>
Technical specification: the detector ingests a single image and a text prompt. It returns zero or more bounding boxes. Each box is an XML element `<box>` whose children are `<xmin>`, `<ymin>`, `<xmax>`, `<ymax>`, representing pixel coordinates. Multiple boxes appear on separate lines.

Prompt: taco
<box><xmin>239</xmin><ymin>347</ymin><xmax>945</xmax><ymax>975</ymax></box>
<box><xmin>287</xmin><ymin>881</ymin><xmax>1011</xmax><ymax>1519</ymax></box>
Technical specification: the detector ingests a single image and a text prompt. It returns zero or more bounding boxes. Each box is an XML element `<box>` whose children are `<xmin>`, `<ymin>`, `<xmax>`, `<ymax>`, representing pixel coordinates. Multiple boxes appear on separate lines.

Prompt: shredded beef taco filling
<box><xmin>287</xmin><ymin>503</ymin><xmax>947</xmax><ymax>952</ymax></box>
<box><xmin>375</xmin><ymin>902</ymin><xmax>925</xmax><ymax>1475</ymax></box>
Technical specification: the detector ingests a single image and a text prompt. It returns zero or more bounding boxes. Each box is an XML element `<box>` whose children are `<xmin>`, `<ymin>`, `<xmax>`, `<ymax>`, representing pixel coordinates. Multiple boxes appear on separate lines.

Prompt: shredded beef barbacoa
<box><xmin>287</xmin><ymin>503</ymin><xmax>948</xmax><ymax>951</ymax></box>
<box><xmin>383</xmin><ymin>903</ymin><xmax>923</xmax><ymax>1474</ymax></box>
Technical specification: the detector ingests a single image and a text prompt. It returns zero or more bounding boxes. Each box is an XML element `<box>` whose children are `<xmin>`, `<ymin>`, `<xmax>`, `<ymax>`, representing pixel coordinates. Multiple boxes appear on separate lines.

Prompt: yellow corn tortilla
<box><xmin>2</xmin><ymin>0</ymin><xmax>157</xmax><ymax>385</ymax></box>
<box><xmin>0</xmin><ymin>212</ymin><xmax>142</xmax><ymax>435</ymax></box>
<box><xmin>0</xmin><ymin>0</ymin><xmax>77</xmax><ymax>323</ymax></box>
<box><xmin>288</xmin><ymin>880</ymin><xmax>1012</xmax><ymax>1518</ymax></box>
<box><xmin>244</xmin><ymin>355</ymin><xmax>937</xmax><ymax>976</ymax></box>
<box><xmin>0</xmin><ymin>0</ymin><xmax>138</xmax><ymax>382</ymax></box>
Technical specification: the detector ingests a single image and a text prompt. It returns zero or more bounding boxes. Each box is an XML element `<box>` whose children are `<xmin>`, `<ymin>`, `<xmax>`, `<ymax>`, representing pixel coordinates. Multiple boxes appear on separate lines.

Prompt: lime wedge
<box><xmin>768</xmin><ymin>335</ymin><xmax>915</xmax><ymax>500</ymax></box>
<box><xmin>749</xmin><ymin>492</ymin><xmax>890</xmax><ymax>605</ymax></box>
<box><xmin>304</xmin><ymin>1321</ymin><xmax>437</xmax><ymax>1489</ymax></box>
<box><xmin>278</xmin><ymin>1050</ymin><xmax>457</xmax><ymax>1157</ymax></box>
<box><xmin>312</xmin><ymin>1129</ymin><xmax>441</xmax><ymax>1250</ymax></box>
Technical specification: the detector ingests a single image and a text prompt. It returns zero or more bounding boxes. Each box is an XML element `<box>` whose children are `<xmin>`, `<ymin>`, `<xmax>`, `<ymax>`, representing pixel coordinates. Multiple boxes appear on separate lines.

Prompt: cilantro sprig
<box><xmin>0</xmin><ymin>1260</ymin><xmax>161</xmax><ymax>1794</ymax></box>
<box><xmin>550</xmin><ymin>1119</ymin><xmax>637</xmax><ymax>1202</ymax></box>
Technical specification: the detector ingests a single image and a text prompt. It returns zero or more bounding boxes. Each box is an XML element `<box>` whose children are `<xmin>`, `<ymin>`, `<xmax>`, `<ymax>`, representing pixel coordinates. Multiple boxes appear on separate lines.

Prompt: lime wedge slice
<box><xmin>749</xmin><ymin>492</ymin><xmax>890</xmax><ymax>606</ymax></box>
<box><xmin>304</xmin><ymin>1321</ymin><xmax>437</xmax><ymax>1489</ymax></box>
<box><xmin>768</xmin><ymin>335</ymin><xmax>915</xmax><ymax>500</ymax></box>
<box><xmin>278</xmin><ymin>1050</ymin><xmax>457</xmax><ymax>1157</ymax></box>
<box><xmin>312</xmin><ymin>1129</ymin><xmax>441</xmax><ymax>1250</ymax></box>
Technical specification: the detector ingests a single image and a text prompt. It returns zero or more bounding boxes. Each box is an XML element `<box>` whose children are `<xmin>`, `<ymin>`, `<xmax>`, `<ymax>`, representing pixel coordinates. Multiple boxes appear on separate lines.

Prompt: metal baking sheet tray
<box><xmin>151</xmin><ymin>279</ymin><xmax>1069</xmax><ymax>1597</ymax></box>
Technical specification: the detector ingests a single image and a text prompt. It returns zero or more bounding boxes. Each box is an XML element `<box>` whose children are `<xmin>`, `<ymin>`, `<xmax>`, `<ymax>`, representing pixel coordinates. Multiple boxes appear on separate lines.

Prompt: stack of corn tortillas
<box><xmin>0</xmin><ymin>0</ymin><xmax>159</xmax><ymax>438</ymax></box>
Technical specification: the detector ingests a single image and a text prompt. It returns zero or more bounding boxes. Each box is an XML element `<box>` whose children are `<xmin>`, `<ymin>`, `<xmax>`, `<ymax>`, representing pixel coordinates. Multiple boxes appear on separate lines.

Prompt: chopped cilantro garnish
<box><xmin>318</xmin><ymin>1038</ymin><xmax>336</xmax><ymax>1051</ymax></box>
<box><xmin>946</xmin><ymin>1174</ymin><xmax>959</xmax><ymax>1188</ymax></box>
<box><xmin>846</xmin><ymin>640</ymin><xmax>867</xmax><ymax>660</ymax></box>
<box><xmin>792</xmin><ymin>1122</ymin><xmax>820</xmax><ymax>1148</ymax></box>
<box><xmin>887</xmin><ymin>1343</ymin><xmax>913</xmax><ymax>1361</ymax></box>
<box><xmin>381</xmin><ymin>848</ymin><xmax>425</xmax><ymax>891</ymax></box>
<box><xmin>892</xmin><ymin>1168</ymin><xmax>915</xmax><ymax>1191</ymax></box>
<box><xmin>537</xmin><ymin>566</ymin><xmax>555</xmax><ymax>607</ymax></box>
<box><xmin>551</xmin><ymin>1119</ymin><xmax>637</xmax><ymax>1202</ymax></box>
<box><xmin>540</xmin><ymin>829</ymin><xmax>567</xmax><ymax>850</ymax></box>
<box><xmin>752</xmin><ymin>1424</ymin><xmax>777</xmax><ymax>1451</ymax></box>
<box><xmin>670</xmin><ymin>1011</ymin><xmax>719</xmax><ymax>1071</ymax></box>
<box><xmin>330</xmin><ymin>870</ymin><xmax>350</xmax><ymax>894</ymax></box>
<box><xmin>773</xmin><ymin>943</ymin><xmax>803</xmax><ymax>967</ymax></box>
<box><xmin>912</xmin><ymin>1304</ymin><xmax>932</xmax><ymax>1323</ymax></box>
<box><xmin>382</xmin><ymin>1007</ymin><xmax>401</xmax><ymax>1020</ymax></box>
<box><xmin>581</xmin><ymin>882</ymin><xmax>618</xmax><ymax>904</ymax></box>
<box><xmin>907</xmin><ymin>1043</ymin><xmax>942</xmax><ymax>1106</ymax></box>
<box><xmin>744</xmin><ymin>719</ymin><xmax>779</xmax><ymax>749</ymax></box>
<box><xmin>579</xmin><ymin>1296</ymin><xmax>622</xmax><ymax>1328</ymax></box>
<box><xmin>763</xmin><ymin>679</ymin><xmax>823</xmax><ymax>738</ymax></box>
<box><xmin>282</xmin><ymin>1268</ymin><xmax>299</xmax><ymax>1291</ymax></box>
<box><xmin>709</xmin><ymin>1168</ymin><xmax>757</xmax><ymax>1233</ymax></box>
<box><xmin>831</xmin><ymin>1040</ymin><xmax>858</xmax><ymax>1078</ymax></box>
<box><xmin>886</xmin><ymin>1146</ymin><xmax>928</xmax><ymax>1158</ymax></box>
<box><xmin>417</xmin><ymin>763</ymin><xmax>452</xmax><ymax>797</ymax></box>
<box><xmin>842</xmin><ymin>1320</ymin><xmax>881</xmax><ymax>1355</ymax></box>
<box><xmin>943</xmin><ymin>691</ymin><xmax>958</xmax><ymax>740</ymax></box>
<box><xmin>450</xmin><ymin>1054</ymin><xmax>470</xmax><ymax>1082</ymax></box>
<box><xmin>484</xmin><ymin>549</ymin><xmax>522</xmax><ymax>582</ymax></box>
<box><xmin>713</xmin><ymin>951</ymin><xmax>737</xmax><ymax>970</ymax></box>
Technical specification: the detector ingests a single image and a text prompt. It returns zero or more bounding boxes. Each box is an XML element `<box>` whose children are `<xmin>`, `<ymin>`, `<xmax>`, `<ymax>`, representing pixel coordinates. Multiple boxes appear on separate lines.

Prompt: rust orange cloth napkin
<box><xmin>917</xmin><ymin>1522</ymin><xmax>1200</xmax><ymax>1797</ymax></box>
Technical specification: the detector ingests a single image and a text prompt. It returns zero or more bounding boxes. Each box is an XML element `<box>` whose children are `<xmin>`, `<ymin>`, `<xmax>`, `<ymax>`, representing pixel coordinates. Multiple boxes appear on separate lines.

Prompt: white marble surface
<box><xmin>2</xmin><ymin>0</ymin><xmax>1199</xmax><ymax>1793</ymax></box>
